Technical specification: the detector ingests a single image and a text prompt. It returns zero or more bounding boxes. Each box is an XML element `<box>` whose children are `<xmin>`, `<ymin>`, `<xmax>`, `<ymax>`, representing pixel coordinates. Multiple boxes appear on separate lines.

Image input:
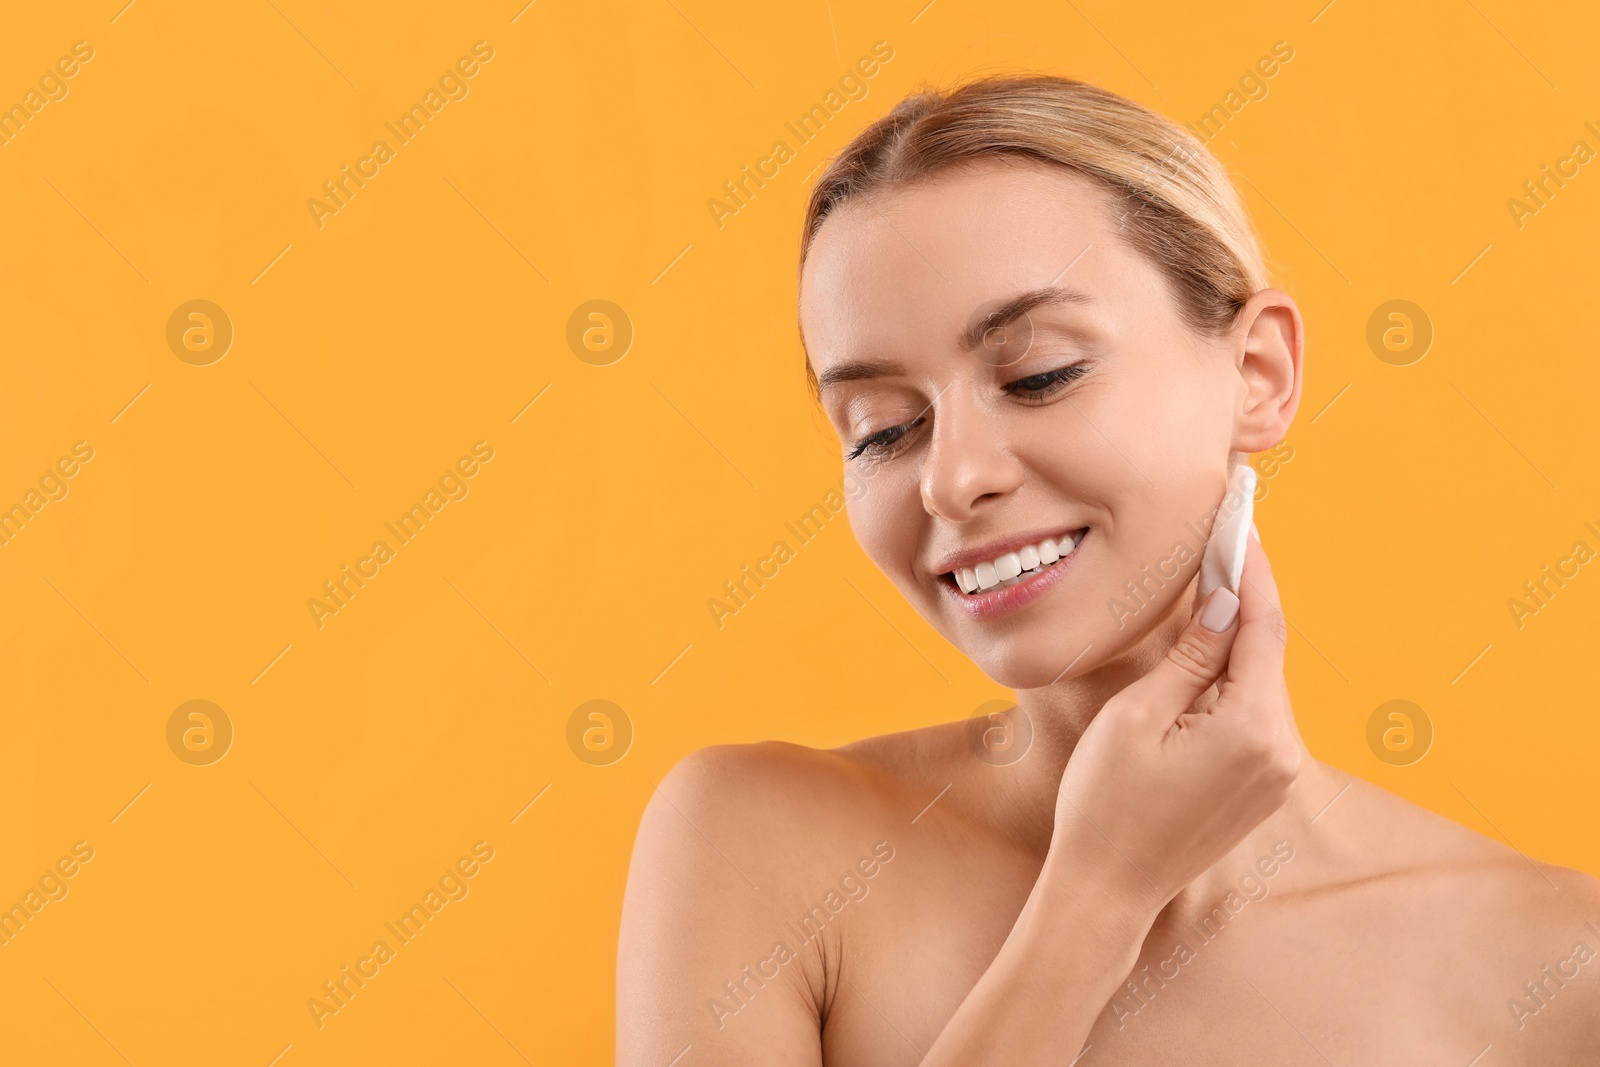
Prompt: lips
<box><xmin>935</xmin><ymin>528</ymin><xmax>1089</xmax><ymax>620</ymax></box>
<box><xmin>948</xmin><ymin>530</ymin><xmax>1085</xmax><ymax>594</ymax></box>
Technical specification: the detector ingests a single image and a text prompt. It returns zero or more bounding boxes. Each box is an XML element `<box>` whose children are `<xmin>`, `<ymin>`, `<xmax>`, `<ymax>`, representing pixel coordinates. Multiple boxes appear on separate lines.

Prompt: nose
<box><xmin>919</xmin><ymin>388</ymin><xmax>1024</xmax><ymax>521</ymax></box>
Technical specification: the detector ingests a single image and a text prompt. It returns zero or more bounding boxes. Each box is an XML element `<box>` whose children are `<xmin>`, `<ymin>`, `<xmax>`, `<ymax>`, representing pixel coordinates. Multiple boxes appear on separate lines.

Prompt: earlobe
<box><xmin>1231</xmin><ymin>289</ymin><xmax>1303</xmax><ymax>454</ymax></box>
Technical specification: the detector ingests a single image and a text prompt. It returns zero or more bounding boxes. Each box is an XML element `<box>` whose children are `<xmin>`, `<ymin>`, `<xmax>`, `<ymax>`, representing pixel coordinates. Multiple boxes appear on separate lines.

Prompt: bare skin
<box><xmin>617</xmin><ymin>158</ymin><xmax>1600</xmax><ymax>1065</ymax></box>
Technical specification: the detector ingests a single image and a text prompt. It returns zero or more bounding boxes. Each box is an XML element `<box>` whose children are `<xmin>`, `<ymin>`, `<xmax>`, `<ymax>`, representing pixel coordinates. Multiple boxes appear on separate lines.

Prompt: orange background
<box><xmin>1</xmin><ymin>0</ymin><xmax>1597</xmax><ymax>1063</ymax></box>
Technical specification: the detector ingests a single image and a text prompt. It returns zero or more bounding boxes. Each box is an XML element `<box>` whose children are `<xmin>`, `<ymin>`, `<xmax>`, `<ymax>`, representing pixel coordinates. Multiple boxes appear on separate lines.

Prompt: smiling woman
<box><xmin>617</xmin><ymin>74</ymin><xmax>1600</xmax><ymax>1065</ymax></box>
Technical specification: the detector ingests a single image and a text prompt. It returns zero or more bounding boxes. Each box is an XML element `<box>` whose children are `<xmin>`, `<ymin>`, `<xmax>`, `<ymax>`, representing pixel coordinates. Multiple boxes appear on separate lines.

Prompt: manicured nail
<box><xmin>1199</xmin><ymin>588</ymin><xmax>1240</xmax><ymax>632</ymax></box>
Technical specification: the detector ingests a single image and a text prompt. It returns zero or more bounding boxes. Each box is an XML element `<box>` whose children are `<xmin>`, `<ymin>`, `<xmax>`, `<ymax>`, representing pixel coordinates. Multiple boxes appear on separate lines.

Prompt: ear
<box><xmin>1230</xmin><ymin>288</ymin><xmax>1303</xmax><ymax>453</ymax></box>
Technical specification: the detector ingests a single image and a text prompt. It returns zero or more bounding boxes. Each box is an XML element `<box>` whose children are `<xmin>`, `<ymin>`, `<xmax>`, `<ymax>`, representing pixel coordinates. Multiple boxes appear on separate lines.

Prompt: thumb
<box><xmin>1127</xmin><ymin>587</ymin><xmax>1242</xmax><ymax>717</ymax></box>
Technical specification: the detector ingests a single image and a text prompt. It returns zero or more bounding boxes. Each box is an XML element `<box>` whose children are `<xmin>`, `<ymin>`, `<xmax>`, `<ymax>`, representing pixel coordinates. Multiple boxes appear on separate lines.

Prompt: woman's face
<box><xmin>799</xmin><ymin>158</ymin><xmax>1286</xmax><ymax>688</ymax></box>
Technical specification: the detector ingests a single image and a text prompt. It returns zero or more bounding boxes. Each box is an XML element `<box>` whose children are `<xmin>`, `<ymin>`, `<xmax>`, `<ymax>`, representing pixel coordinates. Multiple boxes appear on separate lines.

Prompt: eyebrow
<box><xmin>959</xmin><ymin>285</ymin><xmax>1093</xmax><ymax>351</ymax></box>
<box><xmin>815</xmin><ymin>285</ymin><xmax>1094</xmax><ymax>392</ymax></box>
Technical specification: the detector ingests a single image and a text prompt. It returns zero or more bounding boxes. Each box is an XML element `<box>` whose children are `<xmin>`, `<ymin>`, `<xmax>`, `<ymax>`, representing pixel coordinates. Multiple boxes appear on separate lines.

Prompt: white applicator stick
<box><xmin>1197</xmin><ymin>462</ymin><xmax>1257</xmax><ymax>603</ymax></box>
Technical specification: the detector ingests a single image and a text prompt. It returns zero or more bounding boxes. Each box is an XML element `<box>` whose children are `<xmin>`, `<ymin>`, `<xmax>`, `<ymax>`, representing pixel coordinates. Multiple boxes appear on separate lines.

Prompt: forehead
<box><xmin>799</xmin><ymin>159</ymin><xmax>1140</xmax><ymax>366</ymax></box>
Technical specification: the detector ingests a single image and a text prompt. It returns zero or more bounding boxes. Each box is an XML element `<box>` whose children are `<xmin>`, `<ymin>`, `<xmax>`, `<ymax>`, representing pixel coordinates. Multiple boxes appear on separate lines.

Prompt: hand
<box><xmin>1053</xmin><ymin>532</ymin><xmax>1300</xmax><ymax>914</ymax></box>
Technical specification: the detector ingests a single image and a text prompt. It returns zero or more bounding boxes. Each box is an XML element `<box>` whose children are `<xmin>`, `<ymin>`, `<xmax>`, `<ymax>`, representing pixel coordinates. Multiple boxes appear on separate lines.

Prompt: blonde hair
<box><xmin>797</xmin><ymin>74</ymin><xmax>1270</xmax><ymax>397</ymax></box>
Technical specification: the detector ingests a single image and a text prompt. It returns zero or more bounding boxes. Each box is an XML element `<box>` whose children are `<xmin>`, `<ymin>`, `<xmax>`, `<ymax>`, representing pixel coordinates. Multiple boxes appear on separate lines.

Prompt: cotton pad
<box><xmin>1196</xmin><ymin>464</ymin><xmax>1257</xmax><ymax>603</ymax></box>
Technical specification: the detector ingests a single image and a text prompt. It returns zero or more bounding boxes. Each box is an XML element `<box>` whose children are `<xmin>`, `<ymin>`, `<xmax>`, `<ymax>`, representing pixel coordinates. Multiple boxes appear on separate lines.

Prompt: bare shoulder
<box><xmin>1301</xmin><ymin>770</ymin><xmax>1600</xmax><ymax>1053</ymax></box>
<box><xmin>616</xmin><ymin>723</ymin><xmax>972</xmax><ymax>1065</ymax></box>
<box><xmin>639</xmin><ymin>717</ymin><xmax>972</xmax><ymax>878</ymax></box>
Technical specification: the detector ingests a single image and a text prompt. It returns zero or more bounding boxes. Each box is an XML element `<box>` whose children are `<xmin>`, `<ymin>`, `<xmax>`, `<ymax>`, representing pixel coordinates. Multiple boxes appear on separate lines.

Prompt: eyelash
<box><xmin>846</xmin><ymin>363</ymin><xmax>1088</xmax><ymax>461</ymax></box>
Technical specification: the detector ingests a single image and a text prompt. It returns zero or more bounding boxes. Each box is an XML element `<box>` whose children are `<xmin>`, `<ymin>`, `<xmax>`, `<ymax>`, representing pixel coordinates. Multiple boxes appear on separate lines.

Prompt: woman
<box><xmin>617</xmin><ymin>75</ymin><xmax>1600</xmax><ymax>1064</ymax></box>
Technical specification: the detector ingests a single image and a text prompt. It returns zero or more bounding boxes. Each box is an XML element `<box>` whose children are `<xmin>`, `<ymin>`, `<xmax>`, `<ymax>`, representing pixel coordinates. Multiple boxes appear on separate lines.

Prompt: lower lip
<box><xmin>940</xmin><ymin>530</ymin><xmax>1087</xmax><ymax>621</ymax></box>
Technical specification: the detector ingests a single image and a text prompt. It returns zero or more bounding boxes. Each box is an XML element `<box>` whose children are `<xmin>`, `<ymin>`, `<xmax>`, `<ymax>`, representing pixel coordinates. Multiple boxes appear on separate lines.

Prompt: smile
<box><xmin>947</xmin><ymin>530</ymin><xmax>1085</xmax><ymax>594</ymax></box>
<box><xmin>935</xmin><ymin>528</ymin><xmax>1088</xmax><ymax>620</ymax></box>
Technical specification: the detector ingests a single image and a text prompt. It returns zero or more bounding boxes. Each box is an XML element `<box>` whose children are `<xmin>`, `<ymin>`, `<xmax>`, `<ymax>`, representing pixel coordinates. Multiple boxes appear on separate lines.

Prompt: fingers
<box><xmin>1216</xmin><ymin>533</ymin><xmax>1287</xmax><ymax>704</ymax></box>
<box><xmin>1123</xmin><ymin>585</ymin><xmax>1242</xmax><ymax>722</ymax></box>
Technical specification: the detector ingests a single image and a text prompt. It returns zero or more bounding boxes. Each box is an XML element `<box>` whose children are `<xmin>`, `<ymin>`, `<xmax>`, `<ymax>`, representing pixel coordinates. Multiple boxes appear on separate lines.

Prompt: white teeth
<box><xmin>949</xmin><ymin>530</ymin><xmax>1084</xmax><ymax>595</ymax></box>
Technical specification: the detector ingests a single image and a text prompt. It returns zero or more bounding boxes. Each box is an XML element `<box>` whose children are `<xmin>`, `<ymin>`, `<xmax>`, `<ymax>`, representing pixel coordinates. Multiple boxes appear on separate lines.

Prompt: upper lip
<box><xmin>929</xmin><ymin>526</ymin><xmax>1086</xmax><ymax>576</ymax></box>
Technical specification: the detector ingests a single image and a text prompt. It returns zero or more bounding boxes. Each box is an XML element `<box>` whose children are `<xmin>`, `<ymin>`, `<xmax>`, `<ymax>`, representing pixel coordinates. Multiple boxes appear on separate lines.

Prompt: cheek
<box><xmin>846</xmin><ymin>470</ymin><xmax>927</xmax><ymax>585</ymax></box>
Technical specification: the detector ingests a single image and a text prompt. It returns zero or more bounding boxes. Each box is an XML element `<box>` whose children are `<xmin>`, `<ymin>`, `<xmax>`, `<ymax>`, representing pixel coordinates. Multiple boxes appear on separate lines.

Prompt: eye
<box><xmin>847</xmin><ymin>416</ymin><xmax>925</xmax><ymax>461</ymax></box>
<box><xmin>1003</xmin><ymin>363</ymin><xmax>1087</xmax><ymax>401</ymax></box>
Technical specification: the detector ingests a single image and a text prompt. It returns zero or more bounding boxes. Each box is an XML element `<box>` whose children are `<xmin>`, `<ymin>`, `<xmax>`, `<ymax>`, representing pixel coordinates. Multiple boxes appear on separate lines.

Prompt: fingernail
<box><xmin>1199</xmin><ymin>588</ymin><xmax>1240</xmax><ymax>632</ymax></box>
<box><xmin>1249</xmin><ymin>522</ymin><xmax>1262</xmax><ymax>545</ymax></box>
